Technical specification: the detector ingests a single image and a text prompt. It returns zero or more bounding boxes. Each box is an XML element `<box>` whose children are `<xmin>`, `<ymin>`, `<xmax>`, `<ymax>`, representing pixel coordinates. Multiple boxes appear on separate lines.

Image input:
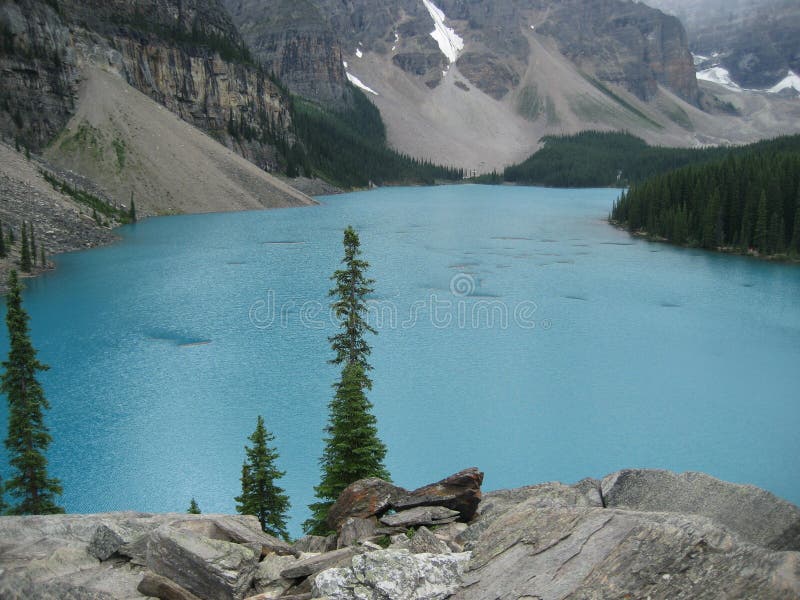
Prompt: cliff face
<box><xmin>649</xmin><ymin>0</ymin><xmax>800</xmax><ymax>89</ymax></box>
<box><xmin>0</xmin><ymin>0</ymin><xmax>291</xmax><ymax>170</ymax></box>
<box><xmin>223</xmin><ymin>0</ymin><xmax>352</xmax><ymax>107</ymax></box>
<box><xmin>535</xmin><ymin>0</ymin><xmax>700</xmax><ymax>105</ymax></box>
<box><xmin>273</xmin><ymin>0</ymin><xmax>700</xmax><ymax>105</ymax></box>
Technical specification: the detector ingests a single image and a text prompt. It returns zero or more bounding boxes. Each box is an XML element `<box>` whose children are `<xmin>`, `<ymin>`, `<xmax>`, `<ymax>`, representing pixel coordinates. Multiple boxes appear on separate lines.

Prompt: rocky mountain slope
<box><xmin>649</xmin><ymin>0</ymin><xmax>800</xmax><ymax>88</ymax></box>
<box><xmin>227</xmin><ymin>0</ymin><xmax>800</xmax><ymax>172</ymax></box>
<box><xmin>0</xmin><ymin>0</ymin><xmax>314</xmax><ymax>213</ymax></box>
<box><xmin>1</xmin><ymin>468</ymin><xmax>798</xmax><ymax>599</ymax></box>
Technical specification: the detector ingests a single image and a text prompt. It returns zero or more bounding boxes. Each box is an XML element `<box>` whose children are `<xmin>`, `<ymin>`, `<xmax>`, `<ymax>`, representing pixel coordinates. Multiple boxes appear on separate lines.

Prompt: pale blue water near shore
<box><xmin>1</xmin><ymin>185</ymin><xmax>798</xmax><ymax>537</ymax></box>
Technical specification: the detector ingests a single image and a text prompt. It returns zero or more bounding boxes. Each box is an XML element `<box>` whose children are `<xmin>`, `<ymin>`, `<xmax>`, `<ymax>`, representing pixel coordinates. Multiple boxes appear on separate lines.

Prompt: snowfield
<box><xmin>696</xmin><ymin>66</ymin><xmax>741</xmax><ymax>92</ymax></box>
<box><xmin>346</xmin><ymin>72</ymin><xmax>379</xmax><ymax>96</ymax></box>
<box><xmin>768</xmin><ymin>71</ymin><xmax>800</xmax><ymax>94</ymax></box>
<box><xmin>421</xmin><ymin>0</ymin><xmax>464</xmax><ymax>63</ymax></box>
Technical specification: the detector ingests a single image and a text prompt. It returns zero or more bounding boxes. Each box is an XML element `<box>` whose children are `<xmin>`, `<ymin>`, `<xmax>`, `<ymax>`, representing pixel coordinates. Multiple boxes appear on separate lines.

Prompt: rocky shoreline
<box><xmin>0</xmin><ymin>468</ymin><xmax>798</xmax><ymax>599</ymax></box>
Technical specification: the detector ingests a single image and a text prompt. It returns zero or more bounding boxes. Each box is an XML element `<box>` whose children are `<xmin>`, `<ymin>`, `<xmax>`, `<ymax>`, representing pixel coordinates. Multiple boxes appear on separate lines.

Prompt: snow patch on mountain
<box><xmin>355</xmin><ymin>48</ymin><xmax>363</xmax><ymax>58</ymax></box>
<box><xmin>697</xmin><ymin>66</ymin><xmax>741</xmax><ymax>92</ymax></box>
<box><xmin>421</xmin><ymin>0</ymin><xmax>464</xmax><ymax>63</ymax></box>
<box><xmin>768</xmin><ymin>71</ymin><xmax>800</xmax><ymax>94</ymax></box>
<box><xmin>346</xmin><ymin>72</ymin><xmax>379</xmax><ymax>95</ymax></box>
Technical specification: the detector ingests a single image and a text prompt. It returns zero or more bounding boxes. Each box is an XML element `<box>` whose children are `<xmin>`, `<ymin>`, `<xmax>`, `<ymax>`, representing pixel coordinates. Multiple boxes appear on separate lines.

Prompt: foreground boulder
<box><xmin>146</xmin><ymin>525</ymin><xmax>258</xmax><ymax>600</ymax></box>
<box><xmin>600</xmin><ymin>469</ymin><xmax>800</xmax><ymax>550</ymax></box>
<box><xmin>379</xmin><ymin>506</ymin><xmax>460</xmax><ymax>528</ymax></box>
<box><xmin>393</xmin><ymin>468</ymin><xmax>484</xmax><ymax>522</ymax></box>
<box><xmin>312</xmin><ymin>549</ymin><xmax>471</xmax><ymax>600</ymax></box>
<box><xmin>326</xmin><ymin>478</ymin><xmax>408</xmax><ymax>531</ymax></box>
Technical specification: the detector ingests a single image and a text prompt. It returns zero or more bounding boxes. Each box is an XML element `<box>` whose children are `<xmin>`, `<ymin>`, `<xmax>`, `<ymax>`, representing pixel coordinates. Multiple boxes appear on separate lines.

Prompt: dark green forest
<box><xmin>503</xmin><ymin>131</ymin><xmax>800</xmax><ymax>188</ymax></box>
<box><xmin>288</xmin><ymin>91</ymin><xmax>463</xmax><ymax>188</ymax></box>
<box><xmin>610</xmin><ymin>138</ymin><xmax>800</xmax><ymax>257</ymax></box>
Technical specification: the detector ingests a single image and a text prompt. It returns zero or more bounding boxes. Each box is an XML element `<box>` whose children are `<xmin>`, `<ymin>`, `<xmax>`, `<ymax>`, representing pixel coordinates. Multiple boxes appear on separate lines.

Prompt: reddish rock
<box><xmin>392</xmin><ymin>468</ymin><xmax>484</xmax><ymax>522</ymax></box>
<box><xmin>326</xmin><ymin>478</ymin><xmax>408</xmax><ymax>531</ymax></box>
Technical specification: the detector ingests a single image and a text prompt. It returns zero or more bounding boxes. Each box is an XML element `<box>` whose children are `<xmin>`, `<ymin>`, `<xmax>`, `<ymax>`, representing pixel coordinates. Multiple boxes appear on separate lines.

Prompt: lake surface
<box><xmin>1</xmin><ymin>185</ymin><xmax>798</xmax><ymax>536</ymax></box>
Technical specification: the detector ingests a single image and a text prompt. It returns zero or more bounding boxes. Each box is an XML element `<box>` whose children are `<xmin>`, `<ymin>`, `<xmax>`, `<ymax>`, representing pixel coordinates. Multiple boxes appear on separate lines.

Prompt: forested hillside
<box><xmin>610</xmin><ymin>136</ymin><xmax>800</xmax><ymax>258</ymax></box>
<box><xmin>503</xmin><ymin>132</ymin><xmax>800</xmax><ymax>189</ymax></box>
<box><xmin>288</xmin><ymin>90</ymin><xmax>463</xmax><ymax>188</ymax></box>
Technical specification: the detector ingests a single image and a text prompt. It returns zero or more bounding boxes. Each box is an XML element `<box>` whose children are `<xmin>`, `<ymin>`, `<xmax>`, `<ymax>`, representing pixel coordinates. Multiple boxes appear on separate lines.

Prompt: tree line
<box><xmin>610</xmin><ymin>141</ymin><xmax>800</xmax><ymax>257</ymax></box>
<box><xmin>1</xmin><ymin>226</ymin><xmax>389</xmax><ymax>541</ymax></box>
<box><xmin>501</xmin><ymin>131</ymin><xmax>800</xmax><ymax>189</ymax></box>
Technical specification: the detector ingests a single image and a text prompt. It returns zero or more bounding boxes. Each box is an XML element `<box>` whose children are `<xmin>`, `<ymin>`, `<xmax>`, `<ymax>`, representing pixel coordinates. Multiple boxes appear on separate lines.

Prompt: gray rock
<box><xmin>279</xmin><ymin>546</ymin><xmax>361</xmax><ymax>579</ymax></box>
<box><xmin>252</xmin><ymin>554</ymin><xmax>298</xmax><ymax>597</ymax></box>
<box><xmin>337</xmin><ymin>517</ymin><xmax>378</xmax><ymax>548</ymax></box>
<box><xmin>601</xmin><ymin>469</ymin><xmax>800</xmax><ymax>550</ymax></box>
<box><xmin>380</xmin><ymin>506</ymin><xmax>460</xmax><ymax>528</ymax></box>
<box><xmin>292</xmin><ymin>535</ymin><xmax>335</xmax><ymax>554</ymax></box>
<box><xmin>409</xmin><ymin>526</ymin><xmax>451</xmax><ymax>555</ymax></box>
<box><xmin>146</xmin><ymin>525</ymin><xmax>257</xmax><ymax>600</ymax></box>
<box><xmin>454</xmin><ymin>498</ymin><xmax>800</xmax><ymax>600</ymax></box>
<box><xmin>137</xmin><ymin>571</ymin><xmax>202</xmax><ymax>600</ymax></box>
<box><xmin>312</xmin><ymin>549</ymin><xmax>471</xmax><ymax>600</ymax></box>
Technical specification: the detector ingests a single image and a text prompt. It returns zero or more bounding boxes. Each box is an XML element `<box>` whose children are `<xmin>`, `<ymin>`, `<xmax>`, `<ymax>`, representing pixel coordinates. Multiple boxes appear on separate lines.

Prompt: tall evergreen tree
<box><xmin>30</xmin><ymin>224</ymin><xmax>36</xmax><ymax>267</ymax></box>
<box><xmin>188</xmin><ymin>498</ymin><xmax>201</xmax><ymax>514</ymax></box>
<box><xmin>0</xmin><ymin>474</ymin><xmax>6</xmax><ymax>514</ymax></box>
<box><xmin>19</xmin><ymin>222</ymin><xmax>31</xmax><ymax>273</ymax></box>
<box><xmin>2</xmin><ymin>270</ymin><xmax>63</xmax><ymax>514</ymax></box>
<box><xmin>791</xmin><ymin>187</ymin><xmax>800</xmax><ymax>255</ymax></box>
<box><xmin>40</xmin><ymin>247</ymin><xmax>46</xmax><ymax>268</ymax></box>
<box><xmin>305</xmin><ymin>226</ymin><xmax>389</xmax><ymax>535</ymax></box>
<box><xmin>129</xmin><ymin>193</ymin><xmax>137</xmax><ymax>223</ymax></box>
<box><xmin>235</xmin><ymin>415</ymin><xmax>290</xmax><ymax>540</ymax></box>
<box><xmin>754</xmin><ymin>192</ymin><xmax>769</xmax><ymax>253</ymax></box>
<box><xmin>0</xmin><ymin>219</ymin><xmax>6</xmax><ymax>258</ymax></box>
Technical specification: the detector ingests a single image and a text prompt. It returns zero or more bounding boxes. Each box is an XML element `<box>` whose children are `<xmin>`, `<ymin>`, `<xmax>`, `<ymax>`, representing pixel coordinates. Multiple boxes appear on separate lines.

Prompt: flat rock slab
<box><xmin>147</xmin><ymin>525</ymin><xmax>257</xmax><ymax>600</ymax></box>
<box><xmin>313</xmin><ymin>549</ymin><xmax>471</xmax><ymax>600</ymax></box>
<box><xmin>392</xmin><ymin>468</ymin><xmax>484</xmax><ymax>522</ymax></box>
<box><xmin>455</xmin><ymin>499</ymin><xmax>800</xmax><ymax>600</ymax></box>
<box><xmin>280</xmin><ymin>546</ymin><xmax>361</xmax><ymax>579</ymax></box>
<box><xmin>380</xmin><ymin>506</ymin><xmax>460</xmax><ymax>528</ymax></box>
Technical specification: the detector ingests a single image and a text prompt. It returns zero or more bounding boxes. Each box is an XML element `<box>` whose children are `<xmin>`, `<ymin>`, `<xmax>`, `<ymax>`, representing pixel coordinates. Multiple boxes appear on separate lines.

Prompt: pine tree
<box><xmin>2</xmin><ymin>270</ymin><xmax>63</xmax><ymax>515</ymax></box>
<box><xmin>0</xmin><ymin>219</ymin><xmax>6</xmax><ymax>258</ymax></box>
<box><xmin>0</xmin><ymin>474</ymin><xmax>6</xmax><ymax>514</ymax></box>
<box><xmin>754</xmin><ymin>191</ymin><xmax>769</xmax><ymax>253</ymax></box>
<box><xmin>8</xmin><ymin>225</ymin><xmax>14</xmax><ymax>245</ymax></box>
<box><xmin>19</xmin><ymin>222</ymin><xmax>31</xmax><ymax>273</ymax></box>
<box><xmin>235</xmin><ymin>415</ymin><xmax>290</xmax><ymax>540</ymax></box>
<box><xmin>791</xmin><ymin>188</ymin><xmax>800</xmax><ymax>255</ymax></box>
<box><xmin>305</xmin><ymin>226</ymin><xmax>389</xmax><ymax>535</ymax></box>
<box><xmin>188</xmin><ymin>498</ymin><xmax>201</xmax><ymax>514</ymax></box>
<box><xmin>40</xmin><ymin>247</ymin><xmax>46</xmax><ymax>268</ymax></box>
<box><xmin>129</xmin><ymin>192</ymin><xmax>137</xmax><ymax>223</ymax></box>
<box><xmin>30</xmin><ymin>224</ymin><xmax>36</xmax><ymax>267</ymax></box>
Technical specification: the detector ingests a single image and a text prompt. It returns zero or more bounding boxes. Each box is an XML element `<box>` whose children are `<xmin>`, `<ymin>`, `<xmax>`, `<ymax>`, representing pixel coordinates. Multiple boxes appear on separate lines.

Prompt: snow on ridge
<box><xmin>355</xmin><ymin>48</ymin><xmax>363</xmax><ymax>58</ymax></box>
<box><xmin>346</xmin><ymin>72</ymin><xmax>379</xmax><ymax>96</ymax></box>
<box><xmin>421</xmin><ymin>0</ymin><xmax>463</xmax><ymax>64</ymax></box>
<box><xmin>768</xmin><ymin>71</ymin><xmax>800</xmax><ymax>94</ymax></box>
<box><xmin>696</xmin><ymin>66</ymin><xmax>741</xmax><ymax>92</ymax></box>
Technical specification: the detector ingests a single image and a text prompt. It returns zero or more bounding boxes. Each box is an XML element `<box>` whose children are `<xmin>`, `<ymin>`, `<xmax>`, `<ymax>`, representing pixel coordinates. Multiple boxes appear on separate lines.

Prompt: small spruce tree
<box><xmin>0</xmin><ymin>219</ymin><xmax>6</xmax><ymax>258</ymax></box>
<box><xmin>19</xmin><ymin>222</ymin><xmax>31</xmax><ymax>272</ymax></box>
<box><xmin>235</xmin><ymin>415</ymin><xmax>290</xmax><ymax>540</ymax></box>
<box><xmin>791</xmin><ymin>188</ymin><xmax>800</xmax><ymax>255</ymax></box>
<box><xmin>0</xmin><ymin>474</ymin><xmax>6</xmax><ymax>514</ymax></box>
<box><xmin>2</xmin><ymin>270</ymin><xmax>63</xmax><ymax>514</ymax></box>
<box><xmin>188</xmin><ymin>498</ymin><xmax>201</xmax><ymax>514</ymax></box>
<box><xmin>40</xmin><ymin>247</ymin><xmax>46</xmax><ymax>268</ymax></box>
<box><xmin>8</xmin><ymin>225</ymin><xmax>14</xmax><ymax>245</ymax></box>
<box><xmin>754</xmin><ymin>191</ymin><xmax>769</xmax><ymax>253</ymax></box>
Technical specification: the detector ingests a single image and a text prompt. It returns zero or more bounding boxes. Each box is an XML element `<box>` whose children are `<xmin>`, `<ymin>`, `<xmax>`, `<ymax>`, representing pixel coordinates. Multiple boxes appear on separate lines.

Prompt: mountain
<box><xmin>0</xmin><ymin>0</ymin><xmax>315</xmax><ymax>209</ymax></box>
<box><xmin>648</xmin><ymin>0</ymin><xmax>800</xmax><ymax>89</ymax></box>
<box><xmin>227</xmin><ymin>0</ymin><xmax>800</xmax><ymax>172</ymax></box>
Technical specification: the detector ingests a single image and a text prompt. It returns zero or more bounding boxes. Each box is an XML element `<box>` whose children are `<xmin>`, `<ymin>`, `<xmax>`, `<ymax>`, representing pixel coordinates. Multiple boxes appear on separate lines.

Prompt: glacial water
<box><xmin>1</xmin><ymin>185</ymin><xmax>798</xmax><ymax>536</ymax></box>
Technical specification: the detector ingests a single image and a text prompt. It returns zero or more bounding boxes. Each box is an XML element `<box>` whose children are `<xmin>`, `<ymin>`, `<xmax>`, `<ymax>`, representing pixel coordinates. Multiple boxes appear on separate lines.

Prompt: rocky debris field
<box><xmin>0</xmin><ymin>468</ymin><xmax>798</xmax><ymax>599</ymax></box>
<box><xmin>0</xmin><ymin>141</ymin><xmax>118</xmax><ymax>292</ymax></box>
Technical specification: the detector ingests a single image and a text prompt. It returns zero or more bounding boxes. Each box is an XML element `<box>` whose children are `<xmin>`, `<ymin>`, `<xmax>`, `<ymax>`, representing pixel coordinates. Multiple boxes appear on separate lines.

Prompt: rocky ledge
<box><xmin>0</xmin><ymin>468</ymin><xmax>798</xmax><ymax>600</ymax></box>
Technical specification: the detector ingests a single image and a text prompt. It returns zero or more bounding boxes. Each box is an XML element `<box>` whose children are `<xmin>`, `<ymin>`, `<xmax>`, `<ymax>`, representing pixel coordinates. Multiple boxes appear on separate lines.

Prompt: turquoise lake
<box><xmin>1</xmin><ymin>185</ymin><xmax>799</xmax><ymax>536</ymax></box>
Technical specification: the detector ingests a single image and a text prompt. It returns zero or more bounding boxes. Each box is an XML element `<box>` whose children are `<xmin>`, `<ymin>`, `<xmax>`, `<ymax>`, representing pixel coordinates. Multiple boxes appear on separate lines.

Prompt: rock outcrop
<box><xmin>1</xmin><ymin>469</ymin><xmax>798</xmax><ymax>599</ymax></box>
